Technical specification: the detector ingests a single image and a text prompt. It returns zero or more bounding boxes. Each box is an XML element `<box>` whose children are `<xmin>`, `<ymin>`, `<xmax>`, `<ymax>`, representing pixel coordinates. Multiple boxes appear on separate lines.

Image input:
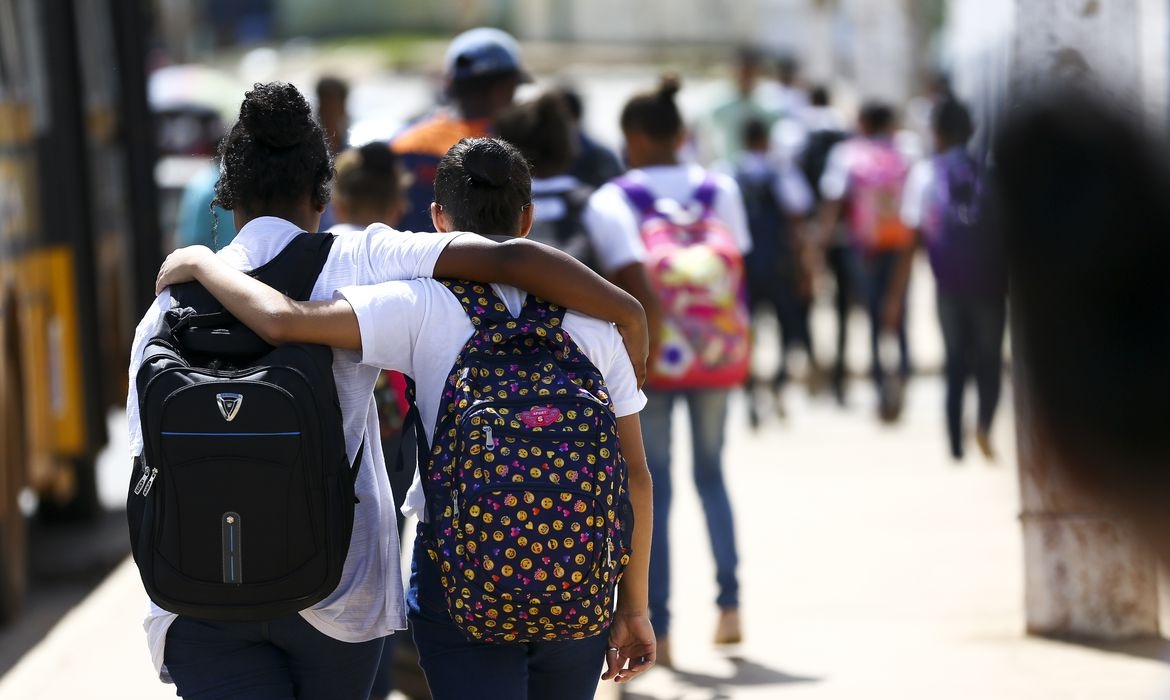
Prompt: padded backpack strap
<box><xmin>250</xmin><ymin>232</ymin><xmax>336</xmax><ymax>301</ymax></box>
<box><xmin>692</xmin><ymin>175</ymin><xmax>720</xmax><ymax>213</ymax></box>
<box><xmin>614</xmin><ymin>176</ymin><xmax>660</xmax><ymax>220</ymax></box>
<box><xmin>438</xmin><ymin>279</ymin><xmax>511</xmax><ymax>328</ymax></box>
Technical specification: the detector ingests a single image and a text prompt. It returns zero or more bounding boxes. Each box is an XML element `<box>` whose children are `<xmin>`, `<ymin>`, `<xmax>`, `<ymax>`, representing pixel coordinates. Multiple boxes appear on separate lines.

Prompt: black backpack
<box><xmin>128</xmin><ymin>232</ymin><xmax>361</xmax><ymax>622</ymax></box>
<box><xmin>527</xmin><ymin>180</ymin><xmax>598</xmax><ymax>271</ymax></box>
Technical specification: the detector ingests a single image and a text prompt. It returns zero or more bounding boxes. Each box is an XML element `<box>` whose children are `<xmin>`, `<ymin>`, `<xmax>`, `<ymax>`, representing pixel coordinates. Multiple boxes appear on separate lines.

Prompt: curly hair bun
<box><xmin>239</xmin><ymin>82</ymin><xmax>315</xmax><ymax>150</ymax></box>
<box><xmin>463</xmin><ymin>139</ymin><xmax>512</xmax><ymax>188</ymax></box>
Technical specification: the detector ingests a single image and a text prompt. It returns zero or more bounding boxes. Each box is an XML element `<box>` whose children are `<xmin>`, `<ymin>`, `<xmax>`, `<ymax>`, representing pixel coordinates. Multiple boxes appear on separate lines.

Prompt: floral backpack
<box><xmin>615</xmin><ymin>174</ymin><xmax>751</xmax><ymax>390</ymax></box>
<box><xmin>420</xmin><ymin>280</ymin><xmax>633</xmax><ymax>643</ymax></box>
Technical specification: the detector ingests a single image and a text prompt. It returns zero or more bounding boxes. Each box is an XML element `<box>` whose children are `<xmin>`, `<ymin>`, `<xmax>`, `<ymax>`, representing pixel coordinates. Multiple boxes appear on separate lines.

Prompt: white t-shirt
<box><xmin>900</xmin><ymin>159</ymin><xmax>935</xmax><ymax>231</ymax></box>
<box><xmin>582</xmin><ymin>163</ymin><xmax>753</xmax><ymax>275</ymax></box>
<box><xmin>338</xmin><ymin>280</ymin><xmax>647</xmax><ymax>522</ymax></box>
<box><xmin>126</xmin><ymin>216</ymin><xmax>462</xmax><ymax>681</ymax></box>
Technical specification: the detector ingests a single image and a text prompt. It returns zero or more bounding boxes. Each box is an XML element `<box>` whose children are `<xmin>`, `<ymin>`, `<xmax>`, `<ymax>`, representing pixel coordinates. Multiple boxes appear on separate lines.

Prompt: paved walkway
<box><xmin>620</xmin><ymin>379</ymin><xmax>1170</xmax><ymax>699</ymax></box>
<box><xmin>0</xmin><ymin>378</ymin><xmax>1167</xmax><ymax>698</ymax></box>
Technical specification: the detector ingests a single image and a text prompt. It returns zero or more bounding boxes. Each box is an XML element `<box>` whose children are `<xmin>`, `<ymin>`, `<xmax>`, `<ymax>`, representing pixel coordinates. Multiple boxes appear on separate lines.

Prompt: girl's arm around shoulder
<box><xmin>154</xmin><ymin>245</ymin><xmax>424</xmax><ymax>357</ymax></box>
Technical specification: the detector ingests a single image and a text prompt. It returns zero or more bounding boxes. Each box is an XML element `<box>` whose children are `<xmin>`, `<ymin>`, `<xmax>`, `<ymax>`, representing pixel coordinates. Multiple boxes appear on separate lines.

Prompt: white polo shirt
<box><xmin>126</xmin><ymin>216</ymin><xmax>462</xmax><ymax>681</ymax></box>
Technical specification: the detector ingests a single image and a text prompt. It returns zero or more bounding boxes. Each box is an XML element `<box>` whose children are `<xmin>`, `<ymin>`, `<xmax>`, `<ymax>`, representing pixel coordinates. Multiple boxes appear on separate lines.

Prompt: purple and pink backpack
<box><xmin>846</xmin><ymin>139</ymin><xmax>913</xmax><ymax>251</ymax></box>
<box><xmin>616</xmin><ymin>175</ymin><xmax>751</xmax><ymax>390</ymax></box>
<box><xmin>420</xmin><ymin>280</ymin><xmax>633</xmax><ymax>643</ymax></box>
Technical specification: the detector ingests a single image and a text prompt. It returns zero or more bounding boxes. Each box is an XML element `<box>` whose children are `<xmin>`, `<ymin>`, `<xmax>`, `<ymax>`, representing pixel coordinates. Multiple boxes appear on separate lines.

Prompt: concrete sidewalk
<box><xmin>620</xmin><ymin>379</ymin><xmax>1170</xmax><ymax>699</ymax></box>
<box><xmin>1</xmin><ymin>379</ymin><xmax>1167</xmax><ymax>699</ymax></box>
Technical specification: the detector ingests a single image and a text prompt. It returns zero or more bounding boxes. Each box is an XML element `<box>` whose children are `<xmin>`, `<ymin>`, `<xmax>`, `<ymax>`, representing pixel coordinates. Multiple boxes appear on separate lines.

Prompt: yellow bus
<box><xmin>0</xmin><ymin>0</ymin><xmax>159</xmax><ymax>620</ymax></box>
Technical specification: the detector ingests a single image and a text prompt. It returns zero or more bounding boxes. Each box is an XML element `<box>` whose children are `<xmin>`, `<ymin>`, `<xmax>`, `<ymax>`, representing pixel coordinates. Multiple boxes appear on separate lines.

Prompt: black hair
<box><xmin>554</xmin><ymin>87</ymin><xmax>583</xmax><ymax>122</ymax></box>
<box><xmin>810</xmin><ymin>84</ymin><xmax>831</xmax><ymax>107</ymax></box>
<box><xmin>449</xmin><ymin>71</ymin><xmax>520</xmax><ymax>101</ymax></box>
<box><xmin>858</xmin><ymin>101</ymin><xmax>896</xmax><ymax>133</ymax></box>
<box><xmin>316</xmin><ymin>76</ymin><xmax>349</xmax><ymax>102</ymax></box>
<box><xmin>620</xmin><ymin>75</ymin><xmax>683</xmax><ymax>141</ymax></box>
<box><xmin>496</xmin><ymin>93</ymin><xmax>575</xmax><ymax>178</ymax></box>
<box><xmin>932</xmin><ymin>98</ymin><xmax>974</xmax><ymax>146</ymax></box>
<box><xmin>434</xmin><ymin>137</ymin><xmax>531</xmax><ymax>237</ymax></box>
<box><xmin>213</xmin><ymin>82</ymin><xmax>333</xmax><ymax>213</ymax></box>
<box><xmin>736</xmin><ymin>45</ymin><xmax>762</xmax><ymax>68</ymax></box>
<box><xmin>333</xmin><ymin>142</ymin><xmax>404</xmax><ymax>213</ymax></box>
<box><xmin>742</xmin><ymin>118</ymin><xmax>769</xmax><ymax>149</ymax></box>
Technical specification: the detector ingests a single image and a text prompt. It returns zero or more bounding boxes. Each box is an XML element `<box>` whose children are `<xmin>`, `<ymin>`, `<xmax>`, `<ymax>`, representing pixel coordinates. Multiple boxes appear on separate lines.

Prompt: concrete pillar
<box><xmin>1011</xmin><ymin>0</ymin><xmax>1163</xmax><ymax>640</ymax></box>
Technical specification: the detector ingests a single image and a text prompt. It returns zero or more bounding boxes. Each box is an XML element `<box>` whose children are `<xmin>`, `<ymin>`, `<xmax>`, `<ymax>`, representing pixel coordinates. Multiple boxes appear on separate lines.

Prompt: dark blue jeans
<box><xmin>936</xmin><ymin>292</ymin><xmax>1007</xmax><ymax>458</ymax></box>
<box><xmin>857</xmin><ymin>249</ymin><xmax>912</xmax><ymax>390</ymax></box>
<box><xmin>163</xmin><ymin>613</ymin><xmax>384</xmax><ymax>700</ymax></box>
<box><xmin>640</xmin><ymin>389</ymin><xmax>740</xmax><ymax>638</ymax></box>
<box><xmin>407</xmin><ymin>525</ymin><xmax>608</xmax><ymax>700</ymax></box>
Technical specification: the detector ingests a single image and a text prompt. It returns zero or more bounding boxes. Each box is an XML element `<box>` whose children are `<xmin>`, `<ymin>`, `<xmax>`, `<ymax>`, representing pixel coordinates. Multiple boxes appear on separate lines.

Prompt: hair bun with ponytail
<box><xmin>239</xmin><ymin>82</ymin><xmax>315</xmax><ymax>150</ymax></box>
<box><xmin>463</xmin><ymin>139</ymin><xmax>513</xmax><ymax>188</ymax></box>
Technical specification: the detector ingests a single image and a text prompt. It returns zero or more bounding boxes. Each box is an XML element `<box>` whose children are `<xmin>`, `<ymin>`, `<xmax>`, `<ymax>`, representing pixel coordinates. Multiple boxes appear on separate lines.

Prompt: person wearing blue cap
<box><xmin>390</xmin><ymin>27</ymin><xmax>530</xmax><ymax>233</ymax></box>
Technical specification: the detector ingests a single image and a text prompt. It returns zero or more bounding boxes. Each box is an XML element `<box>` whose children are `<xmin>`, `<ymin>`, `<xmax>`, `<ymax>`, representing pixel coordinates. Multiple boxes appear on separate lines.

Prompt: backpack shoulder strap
<box><xmin>692</xmin><ymin>174</ymin><xmax>720</xmax><ymax>213</ymax></box>
<box><xmin>438</xmin><ymin>279</ymin><xmax>511</xmax><ymax>328</ymax></box>
<box><xmin>518</xmin><ymin>294</ymin><xmax>567</xmax><ymax>330</ymax></box>
<box><xmin>614</xmin><ymin>176</ymin><xmax>659</xmax><ymax>219</ymax></box>
<box><xmin>250</xmin><ymin>232</ymin><xmax>336</xmax><ymax>302</ymax></box>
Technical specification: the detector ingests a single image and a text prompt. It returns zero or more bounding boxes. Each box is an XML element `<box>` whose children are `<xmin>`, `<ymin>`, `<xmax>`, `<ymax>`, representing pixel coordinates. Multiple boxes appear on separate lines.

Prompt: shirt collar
<box><xmin>222</xmin><ymin>216</ymin><xmax>303</xmax><ymax>270</ymax></box>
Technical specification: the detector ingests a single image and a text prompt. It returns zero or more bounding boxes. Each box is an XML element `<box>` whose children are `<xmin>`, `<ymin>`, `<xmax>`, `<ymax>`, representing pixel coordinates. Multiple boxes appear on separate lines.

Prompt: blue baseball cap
<box><xmin>444</xmin><ymin>27</ymin><xmax>531</xmax><ymax>83</ymax></box>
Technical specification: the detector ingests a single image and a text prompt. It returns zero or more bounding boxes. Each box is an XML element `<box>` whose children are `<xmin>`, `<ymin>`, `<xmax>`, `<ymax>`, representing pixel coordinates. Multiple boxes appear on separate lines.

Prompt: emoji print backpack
<box><xmin>421</xmin><ymin>280</ymin><xmax>633</xmax><ymax>643</ymax></box>
<box><xmin>615</xmin><ymin>175</ymin><xmax>751</xmax><ymax>391</ymax></box>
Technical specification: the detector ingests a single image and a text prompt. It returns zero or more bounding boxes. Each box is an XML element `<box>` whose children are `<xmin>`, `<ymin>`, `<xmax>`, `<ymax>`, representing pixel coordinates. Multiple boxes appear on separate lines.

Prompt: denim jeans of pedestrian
<box><xmin>163</xmin><ymin>612</ymin><xmax>384</xmax><ymax>700</ymax></box>
<box><xmin>407</xmin><ymin>525</ymin><xmax>608</xmax><ymax>700</ymax></box>
<box><xmin>641</xmin><ymin>388</ymin><xmax>740</xmax><ymax>638</ymax></box>
<box><xmin>936</xmin><ymin>292</ymin><xmax>1007</xmax><ymax>458</ymax></box>
<box><xmin>857</xmin><ymin>249</ymin><xmax>912</xmax><ymax>390</ymax></box>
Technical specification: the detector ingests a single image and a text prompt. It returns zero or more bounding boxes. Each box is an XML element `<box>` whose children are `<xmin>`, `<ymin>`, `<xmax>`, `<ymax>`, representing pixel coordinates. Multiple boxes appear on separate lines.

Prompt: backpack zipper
<box><xmin>142</xmin><ymin>468</ymin><xmax>159</xmax><ymax>496</ymax></box>
<box><xmin>483</xmin><ymin>425</ymin><xmax>494</xmax><ymax>450</ymax></box>
<box><xmin>606</xmin><ymin>536</ymin><xmax>613</xmax><ymax>567</ymax></box>
<box><xmin>132</xmin><ymin>459</ymin><xmax>150</xmax><ymax>495</ymax></box>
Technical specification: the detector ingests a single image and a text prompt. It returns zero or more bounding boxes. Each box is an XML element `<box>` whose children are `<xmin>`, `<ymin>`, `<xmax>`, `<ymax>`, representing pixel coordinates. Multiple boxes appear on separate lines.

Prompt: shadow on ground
<box><xmin>624</xmin><ymin>655</ymin><xmax>821</xmax><ymax>700</ymax></box>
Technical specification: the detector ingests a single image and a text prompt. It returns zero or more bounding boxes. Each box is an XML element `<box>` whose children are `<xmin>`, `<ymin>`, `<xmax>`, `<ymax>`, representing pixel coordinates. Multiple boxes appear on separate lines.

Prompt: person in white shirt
<box><xmin>133</xmin><ymin>83</ymin><xmax>648</xmax><ymax>699</ymax></box>
<box><xmin>155</xmin><ymin>137</ymin><xmax>656</xmax><ymax>699</ymax></box>
<box><xmin>582</xmin><ymin>76</ymin><xmax>752</xmax><ymax>666</ymax></box>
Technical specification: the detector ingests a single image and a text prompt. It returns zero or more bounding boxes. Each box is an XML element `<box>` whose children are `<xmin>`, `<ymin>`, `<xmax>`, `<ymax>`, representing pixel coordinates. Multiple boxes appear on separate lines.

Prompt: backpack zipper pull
<box><xmin>142</xmin><ymin>468</ymin><xmax>159</xmax><ymax>496</ymax></box>
<box><xmin>606</xmin><ymin>536</ymin><xmax>613</xmax><ymax>567</ymax></box>
<box><xmin>452</xmin><ymin>491</ymin><xmax>460</xmax><ymax>519</ymax></box>
<box><xmin>133</xmin><ymin>460</ymin><xmax>150</xmax><ymax>496</ymax></box>
<box><xmin>483</xmin><ymin>426</ymin><xmax>494</xmax><ymax>450</ymax></box>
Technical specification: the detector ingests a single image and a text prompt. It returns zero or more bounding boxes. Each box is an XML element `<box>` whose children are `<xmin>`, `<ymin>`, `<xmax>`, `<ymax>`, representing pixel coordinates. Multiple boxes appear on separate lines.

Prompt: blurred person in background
<box><xmin>175</xmin><ymin>154</ymin><xmax>237</xmax><ymax>251</ymax></box>
<box><xmin>759</xmin><ymin>53</ymin><xmax>810</xmax><ymax>121</ymax></box>
<box><xmin>316</xmin><ymin>76</ymin><xmax>351</xmax><ymax>231</ymax></box>
<box><xmin>554</xmin><ymin>86</ymin><xmax>624</xmax><ymax>188</ymax></box>
<box><xmin>316</xmin><ymin>76</ymin><xmax>350</xmax><ymax>157</ymax></box>
<box><xmin>391</xmin><ymin>27</ymin><xmax>528</xmax><ymax>232</ymax></box>
<box><xmin>733</xmin><ymin>117</ymin><xmax>817</xmax><ymax>424</ymax></box>
<box><xmin>497</xmin><ymin>92</ymin><xmax>599</xmax><ymax>269</ymax></box>
<box><xmin>899</xmin><ymin>98</ymin><xmax>1005</xmax><ymax>461</ymax></box>
<box><xmin>698</xmin><ymin>46</ymin><xmax>780</xmax><ymax>164</ymax></box>
<box><xmin>797</xmin><ymin>86</ymin><xmax>853</xmax><ymax>405</ymax></box>
<box><xmin>584</xmin><ymin>76</ymin><xmax>751</xmax><ymax>667</ymax></box>
<box><xmin>819</xmin><ymin>102</ymin><xmax>915</xmax><ymax>422</ymax></box>
<box><xmin>327</xmin><ymin>143</ymin><xmax>428</xmax><ymax>700</ymax></box>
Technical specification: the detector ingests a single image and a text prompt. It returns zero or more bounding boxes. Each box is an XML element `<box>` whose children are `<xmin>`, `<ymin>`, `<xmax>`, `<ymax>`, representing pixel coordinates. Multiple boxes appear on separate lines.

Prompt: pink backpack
<box><xmin>847</xmin><ymin>139</ymin><xmax>912</xmax><ymax>251</ymax></box>
<box><xmin>615</xmin><ymin>175</ymin><xmax>750</xmax><ymax>390</ymax></box>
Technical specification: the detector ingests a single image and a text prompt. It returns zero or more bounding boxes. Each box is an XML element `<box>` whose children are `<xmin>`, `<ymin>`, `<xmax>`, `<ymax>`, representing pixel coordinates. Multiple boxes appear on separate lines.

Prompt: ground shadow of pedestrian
<box><xmin>623</xmin><ymin>655</ymin><xmax>820</xmax><ymax>700</ymax></box>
